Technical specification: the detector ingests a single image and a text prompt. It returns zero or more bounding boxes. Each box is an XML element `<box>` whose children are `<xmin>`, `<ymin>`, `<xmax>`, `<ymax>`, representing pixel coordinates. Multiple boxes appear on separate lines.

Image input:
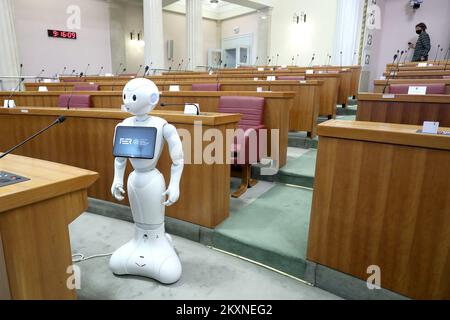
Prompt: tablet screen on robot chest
<box><xmin>113</xmin><ymin>126</ymin><xmax>157</xmax><ymax>159</ymax></box>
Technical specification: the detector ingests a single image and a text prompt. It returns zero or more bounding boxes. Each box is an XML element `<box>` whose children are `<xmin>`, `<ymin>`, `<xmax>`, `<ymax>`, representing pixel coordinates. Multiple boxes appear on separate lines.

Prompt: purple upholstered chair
<box><xmin>389</xmin><ymin>84</ymin><xmax>446</xmax><ymax>94</ymax></box>
<box><xmin>219</xmin><ymin>96</ymin><xmax>265</xmax><ymax>198</ymax></box>
<box><xmin>58</xmin><ymin>94</ymin><xmax>92</xmax><ymax>108</ymax></box>
<box><xmin>443</xmin><ymin>76</ymin><xmax>450</xmax><ymax>79</ymax></box>
<box><xmin>73</xmin><ymin>83</ymin><xmax>100</xmax><ymax>91</ymax></box>
<box><xmin>277</xmin><ymin>76</ymin><xmax>305</xmax><ymax>81</ymax></box>
<box><xmin>192</xmin><ymin>83</ymin><xmax>221</xmax><ymax>91</ymax></box>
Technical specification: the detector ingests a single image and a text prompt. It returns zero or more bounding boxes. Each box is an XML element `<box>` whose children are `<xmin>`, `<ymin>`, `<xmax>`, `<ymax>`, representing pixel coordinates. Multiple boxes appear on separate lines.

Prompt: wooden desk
<box><xmin>0</xmin><ymin>233</ymin><xmax>10</xmax><ymax>300</ymax></box>
<box><xmin>356</xmin><ymin>93</ymin><xmax>450</xmax><ymax>127</ymax></box>
<box><xmin>157</xmin><ymin>91</ymin><xmax>293</xmax><ymax>167</ymax></box>
<box><xmin>0</xmin><ymin>108</ymin><xmax>240</xmax><ymax>228</ymax></box>
<box><xmin>308</xmin><ymin>120</ymin><xmax>450</xmax><ymax>300</ymax></box>
<box><xmin>0</xmin><ymin>154</ymin><xmax>98</xmax><ymax>299</ymax></box>
<box><xmin>25</xmin><ymin>81</ymin><xmax>322</xmax><ymax>137</ymax></box>
<box><xmin>383</xmin><ymin>70</ymin><xmax>450</xmax><ymax>79</ymax></box>
<box><xmin>373</xmin><ymin>79</ymin><xmax>450</xmax><ymax>94</ymax></box>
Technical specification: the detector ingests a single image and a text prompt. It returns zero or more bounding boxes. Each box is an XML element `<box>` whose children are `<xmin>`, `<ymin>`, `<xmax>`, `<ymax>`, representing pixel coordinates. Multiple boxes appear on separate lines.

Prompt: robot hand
<box><xmin>162</xmin><ymin>185</ymin><xmax>180</xmax><ymax>207</ymax></box>
<box><xmin>111</xmin><ymin>182</ymin><xmax>126</xmax><ymax>201</ymax></box>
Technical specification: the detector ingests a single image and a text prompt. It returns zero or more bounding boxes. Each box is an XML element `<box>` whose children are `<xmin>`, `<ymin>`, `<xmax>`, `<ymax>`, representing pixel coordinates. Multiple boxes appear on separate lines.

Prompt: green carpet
<box><xmin>213</xmin><ymin>184</ymin><xmax>313</xmax><ymax>279</ymax></box>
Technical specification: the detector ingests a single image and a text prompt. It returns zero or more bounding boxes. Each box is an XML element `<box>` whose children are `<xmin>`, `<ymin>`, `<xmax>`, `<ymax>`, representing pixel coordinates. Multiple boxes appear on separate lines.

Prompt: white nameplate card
<box><xmin>3</xmin><ymin>100</ymin><xmax>16</xmax><ymax>108</ymax></box>
<box><xmin>43</xmin><ymin>79</ymin><xmax>53</xmax><ymax>83</ymax></box>
<box><xmin>306</xmin><ymin>70</ymin><xmax>314</xmax><ymax>74</ymax></box>
<box><xmin>169</xmin><ymin>85</ymin><xmax>180</xmax><ymax>92</ymax></box>
<box><xmin>257</xmin><ymin>87</ymin><xmax>263</xmax><ymax>92</ymax></box>
<box><xmin>266</xmin><ymin>76</ymin><xmax>276</xmax><ymax>81</ymax></box>
<box><xmin>253</xmin><ymin>77</ymin><xmax>259</xmax><ymax>81</ymax></box>
<box><xmin>417</xmin><ymin>62</ymin><xmax>428</xmax><ymax>67</ymax></box>
<box><xmin>209</xmin><ymin>71</ymin><xmax>214</xmax><ymax>76</ymax></box>
<box><xmin>20</xmin><ymin>109</ymin><xmax>29</xmax><ymax>113</ymax></box>
<box><xmin>299</xmin><ymin>80</ymin><xmax>307</xmax><ymax>84</ymax></box>
<box><xmin>382</xmin><ymin>94</ymin><xmax>395</xmax><ymax>99</ymax></box>
<box><xmin>184</xmin><ymin>103</ymin><xmax>200</xmax><ymax>115</ymax></box>
<box><xmin>280</xmin><ymin>65</ymin><xmax>287</xmax><ymax>69</ymax></box>
<box><xmin>408</xmin><ymin>86</ymin><xmax>427</xmax><ymax>95</ymax></box>
<box><xmin>38</xmin><ymin>86</ymin><xmax>48</xmax><ymax>92</ymax></box>
<box><xmin>105</xmin><ymin>73</ymin><xmax>114</xmax><ymax>76</ymax></box>
<box><xmin>422</xmin><ymin>121</ymin><xmax>439</xmax><ymax>134</ymax></box>
<box><xmin>258</xmin><ymin>68</ymin><xmax>264</xmax><ymax>71</ymax></box>
<box><xmin>380</xmin><ymin>76</ymin><xmax>386</xmax><ymax>80</ymax></box>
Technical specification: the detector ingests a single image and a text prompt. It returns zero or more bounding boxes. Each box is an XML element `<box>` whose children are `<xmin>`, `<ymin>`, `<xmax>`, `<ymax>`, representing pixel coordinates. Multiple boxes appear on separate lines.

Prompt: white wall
<box><xmin>163</xmin><ymin>11</ymin><xmax>218</xmax><ymax>69</ymax></box>
<box><xmin>269</xmin><ymin>0</ymin><xmax>338</xmax><ymax>66</ymax></box>
<box><xmin>13</xmin><ymin>0</ymin><xmax>112</xmax><ymax>77</ymax></box>
<box><xmin>373</xmin><ymin>0</ymin><xmax>450</xmax><ymax>82</ymax></box>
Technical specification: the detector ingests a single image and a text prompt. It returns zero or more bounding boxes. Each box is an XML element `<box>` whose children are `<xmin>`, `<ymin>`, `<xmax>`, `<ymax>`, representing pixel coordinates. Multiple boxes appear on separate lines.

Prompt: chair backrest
<box><xmin>443</xmin><ymin>76</ymin><xmax>450</xmax><ymax>79</ymax></box>
<box><xmin>219</xmin><ymin>96</ymin><xmax>264</xmax><ymax>128</ymax></box>
<box><xmin>73</xmin><ymin>83</ymin><xmax>100</xmax><ymax>91</ymax></box>
<box><xmin>58</xmin><ymin>94</ymin><xmax>91</xmax><ymax>108</ymax></box>
<box><xmin>389</xmin><ymin>83</ymin><xmax>446</xmax><ymax>94</ymax></box>
<box><xmin>192</xmin><ymin>83</ymin><xmax>221</xmax><ymax>91</ymax></box>
<box><xmin>277</xmin><ymin>76</ymin><xmax>305</xmax><ymax>81</ymax></box>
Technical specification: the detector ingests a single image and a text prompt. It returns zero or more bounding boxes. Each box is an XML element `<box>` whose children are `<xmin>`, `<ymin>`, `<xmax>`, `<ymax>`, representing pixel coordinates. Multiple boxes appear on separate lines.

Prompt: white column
<box><xmin>0</xmin><ymin>0</ymin><xmax>21</xmax><ymax>91</ymax></box>
<box><xmin>186</xmin><ymin>0</ymin><xmax>203</xmax><ymax>70</ymax></box>
<box><xmin>256</xmin><ymin>8</ymin><xmax>272</xmax><ymax>67</ymax></box>
<box><xmin>143</xmin><ymin>0</ymin><xmax>165</xmax><ymax>70</ymax></box>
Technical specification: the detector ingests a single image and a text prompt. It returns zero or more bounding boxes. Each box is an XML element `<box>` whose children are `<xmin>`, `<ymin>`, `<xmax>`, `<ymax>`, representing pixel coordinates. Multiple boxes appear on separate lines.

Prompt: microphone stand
<box><xmin>5</xmin><ymin>78</ymin><xmax>25</xmax><ymax>107</ymax></box>
<box><xmin>382</xmin><ymin>54</ymin><xmax>399</xmax><ymax>94</ymax></box>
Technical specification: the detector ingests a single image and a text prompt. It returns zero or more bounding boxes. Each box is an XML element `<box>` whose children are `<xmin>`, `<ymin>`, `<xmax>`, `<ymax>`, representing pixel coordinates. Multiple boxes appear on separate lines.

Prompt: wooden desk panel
<box><xmin>357</xmin><ymin>93</ymin><xmax>450</xmax><ymax>127</ymax></box>
<box><xmin>308</xmin><ymin>120</ymin><xmax>450</xmax><ymax>300</ymax></box>
<box><xmin>383</xmin><ymin>70</ymin><xmax>450</xmax><ymax>79</ymax></box>
<box><xmin>0</xmin><ymin>91</ymin><xmax>292</xmax><ymax>167</ymax></box>
<box><xmin>0</xmin><ymin>154</ymin><xmax>98</xmax><ymax>300</ymax></box>
<box><xmin>0</xmin><ymin>108</ymin><xmax>240</xmax><ymax>228</ymax></box>
<box><xmin>0</xmin><ymin>233</ymin><xmax>10</xmax><ymax>300</ymax></box>
<box><xmin>373</xmin><ymin>79</ymin><xmax>450</xmax><ymax>94</ymax></box>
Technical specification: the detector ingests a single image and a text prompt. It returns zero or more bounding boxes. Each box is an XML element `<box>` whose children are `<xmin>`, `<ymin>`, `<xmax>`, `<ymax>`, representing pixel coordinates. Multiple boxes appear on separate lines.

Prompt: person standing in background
<box><xmin>410</xmin><ymin>23</ymin><xmax>431</xmax><ymax>62</ymax></box>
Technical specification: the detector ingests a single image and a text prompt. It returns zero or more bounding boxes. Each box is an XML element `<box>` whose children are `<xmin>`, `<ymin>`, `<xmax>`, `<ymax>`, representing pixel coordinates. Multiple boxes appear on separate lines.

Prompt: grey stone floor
<box><xmin>69</xmin><ymin>213</ymin><xmax>341</xmax><ymax>300</ymax></box>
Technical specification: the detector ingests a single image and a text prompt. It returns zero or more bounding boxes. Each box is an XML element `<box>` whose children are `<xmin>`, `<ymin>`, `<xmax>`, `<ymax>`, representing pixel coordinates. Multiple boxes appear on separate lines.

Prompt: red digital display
<box><xmin>47</xmin><ymin>29</ymin><xmax>77</xmax><ymax>40</ymax></box>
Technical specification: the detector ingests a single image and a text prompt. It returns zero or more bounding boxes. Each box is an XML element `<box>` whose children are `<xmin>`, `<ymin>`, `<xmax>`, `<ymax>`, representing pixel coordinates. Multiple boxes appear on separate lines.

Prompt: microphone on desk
<box><xmin>136</xmin><ymin>64</ymin><xmax>143</xmax><ymax>77</ymax></box>
<box><xmin>291</xmin><ymin>56</ymin><xmax>295</xmax><ymax>66</ymax></box>
<box><xmin>185</xmin><ymin>58</ymin><xmax>191</xmax><ymax>71</ymax></box>
<box><xmin>98</xmin><ymin>66</ymin><xmax>104</xmax><ymax>76</ymax></box>
<box><xmin>254</xmin><ymin>56</ymin><xmax>259</xmax><ymax>67</ymax></box>
<box><xmin>308</xmin><ymin>54</ymin><xmax>315</xmax><ymax>67</ymax></box>
<box><xmin>295</xmin><ymin>53</ymin><xmax>300</xmax><ymax>67</ymax></box>
<box><xmin>382</xmin><ymin>53</ymin><xmax>399</xmax><ymax>94</ymax></box>
<box><xmin>443</xmin><ymin>45</ymin><xmax>450</xmax><ymax>70</ymax></box>
<box><xmin>36</xmin><ymin>68</ymin><xmax>45</xmax><ymax>82</ymax></box>
<box><xmin>177</xmin><ymin>59</ymin><xmax>184</xmax><ymax>71</ymax></box>
<box><xmin>275</xmin><ymin>54</ymin><xmax>280</xmax><ymax>67</ymax></box>
<box><xmin>434</xmin><ymin>44</ymin><xmax>441</xmax><ymax>63</ymax></box>
<box><xmin>339</xmin><ymin>51</ymin><xmax>343</xmax><ymax>67</ymax></box>
<box><xmin>143</xmin><ymin>65</ymin><xmax>150</xmax><ymax>77</ymax></box>
<box><xmin>118</xmin><ymin>68</ymin><xmax>127</xmax><ymax>77</ymax></box>
<box><xmin>160</xmin><ymin>103</ymin><xmax>199</xmax><ymax>115</ymax></box>
<box><xmin>84</xmin><ymin>63</ymin><xmax>90</xmax><ymax>77</ymax></box>
<box><xmin>70</xmin><ymin>69</ymin><xmax>76</xmax><ymax>76</ymax></box>
<box><xmin>79</xmin><ymin>72</ymin><xmax>84</xmax><ymax>78</ymax></box>
<box><xmin>394</xmin><ymin>50</ymin><xmax>405</xmax><ymax>79</ymax></box>
<box><xmin>115</xmin><ymin>63</ymin><xmax>123</xmax><ymax>76</ymax></box>
<box><xmin>61</xmin><ymin>66</ymin><xmax>67</xmax><ymax>76</ymax></box>
<box><xmin>4</xmin><ymin>77</ymin><xmax>25</xmax><ymax>108</ymax></box>
<box><xmin>18</xmin><ymin>64</ymin><xmax>24</xmax><ymax>92</ymax></box>
<box><xmin>0</xmin><ymin>116</ymin><xmax>66</xmax><ymax>160</ymax></box>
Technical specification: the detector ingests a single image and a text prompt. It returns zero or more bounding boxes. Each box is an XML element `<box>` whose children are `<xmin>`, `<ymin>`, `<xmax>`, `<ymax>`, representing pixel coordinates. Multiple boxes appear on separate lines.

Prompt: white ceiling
<box><xmin>164</xmin><ymin>0</ymin><xmax>271</xmax><ymax>20</ymax></box>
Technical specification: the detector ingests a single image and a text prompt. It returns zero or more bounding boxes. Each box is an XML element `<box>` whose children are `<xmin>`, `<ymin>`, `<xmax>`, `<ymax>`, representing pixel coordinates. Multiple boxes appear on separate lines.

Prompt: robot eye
<box><xmin>123</xmin><ymin>94</ymin><xmax>126</xmax><ymax>100</ymax></box>
<box><xmin>133</xmin><ymin>95</ymin><xmax>137</xmax><ymax>101</ymax></box>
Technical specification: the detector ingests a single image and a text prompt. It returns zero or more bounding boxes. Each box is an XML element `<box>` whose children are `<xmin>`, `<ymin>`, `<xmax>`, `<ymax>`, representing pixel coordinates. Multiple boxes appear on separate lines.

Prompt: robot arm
<box><xmin>111</xmin><ymin>157</ymin><xmax>127</xmax><ymax>201</ymax></box>
<box><xmin>162</xmin><ymin>123</ymin><xmax>184</xmax><ymax>207</ymax></box>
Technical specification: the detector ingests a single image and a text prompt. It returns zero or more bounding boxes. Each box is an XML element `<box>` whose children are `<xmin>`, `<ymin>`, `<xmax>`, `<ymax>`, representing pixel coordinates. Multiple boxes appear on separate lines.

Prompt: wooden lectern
<box><xmin>0</xmin><ymin>154</ymin><xmax>98</xmax><ymax>300</ymax></box>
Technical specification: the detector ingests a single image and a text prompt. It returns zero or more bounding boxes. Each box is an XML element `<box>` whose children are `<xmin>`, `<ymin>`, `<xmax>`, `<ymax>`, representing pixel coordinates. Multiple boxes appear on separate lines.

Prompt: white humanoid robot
<box><xmin>110</xmin><ymin>78</ymin><xmax>184</xmax><ymax>284</ymax></box>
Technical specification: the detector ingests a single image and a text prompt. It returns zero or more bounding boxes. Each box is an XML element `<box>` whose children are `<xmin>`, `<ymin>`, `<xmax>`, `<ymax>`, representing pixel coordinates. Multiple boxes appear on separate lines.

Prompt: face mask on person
<box><xmin>416</xmin><ymin>29</ymin><xmax>422</xmax><ymax>35</ymax></box>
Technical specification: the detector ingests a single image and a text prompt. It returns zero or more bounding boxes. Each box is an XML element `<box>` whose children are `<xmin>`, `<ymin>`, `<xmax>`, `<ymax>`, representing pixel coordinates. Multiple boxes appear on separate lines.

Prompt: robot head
<box><xmin>122</xmin><ymin>78</ymin><xmax>160</xmax><ymax>116</ymax></box>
